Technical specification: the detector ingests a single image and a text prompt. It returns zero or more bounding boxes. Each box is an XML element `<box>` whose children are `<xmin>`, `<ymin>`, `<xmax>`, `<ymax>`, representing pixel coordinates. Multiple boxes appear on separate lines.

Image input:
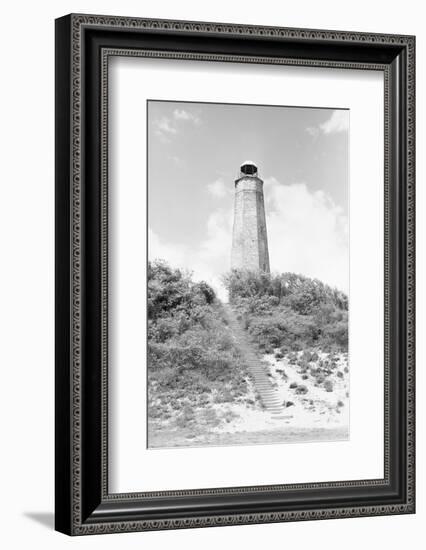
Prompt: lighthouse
<box><xmin>231</xmin><ymin>162</ymin><xmax>270</xmax><ymax>273</ymax></box>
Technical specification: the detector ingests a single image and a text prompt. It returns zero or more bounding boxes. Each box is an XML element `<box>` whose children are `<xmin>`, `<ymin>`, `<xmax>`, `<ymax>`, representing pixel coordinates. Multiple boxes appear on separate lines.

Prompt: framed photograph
<box><xmin>55</xmin><ymin>14</ymin><xmax>415</xmax><ymax>535</ymax></box>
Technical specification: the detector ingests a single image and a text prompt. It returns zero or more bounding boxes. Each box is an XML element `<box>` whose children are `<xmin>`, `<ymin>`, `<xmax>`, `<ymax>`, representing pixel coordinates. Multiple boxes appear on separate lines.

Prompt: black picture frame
<box><xmin>55</xmin><ymin>13</ymin><xmax>415</xmax><ymax>535</ymax></box>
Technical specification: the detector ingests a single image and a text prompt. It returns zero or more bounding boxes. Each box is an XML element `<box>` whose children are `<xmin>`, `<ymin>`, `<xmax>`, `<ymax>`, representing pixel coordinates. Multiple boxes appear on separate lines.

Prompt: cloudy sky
<box><xmin>148</xmin><ymin>100</ymin><xmax>349</xmax><ymax>297</ymax></box>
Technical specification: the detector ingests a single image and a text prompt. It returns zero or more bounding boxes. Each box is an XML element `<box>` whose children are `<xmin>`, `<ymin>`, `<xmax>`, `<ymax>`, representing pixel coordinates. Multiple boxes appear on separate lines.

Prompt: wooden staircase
<box><xmin>222</xmin><ymin>304</ymin><xmax>290</xmax><ymax>420</ymax></box>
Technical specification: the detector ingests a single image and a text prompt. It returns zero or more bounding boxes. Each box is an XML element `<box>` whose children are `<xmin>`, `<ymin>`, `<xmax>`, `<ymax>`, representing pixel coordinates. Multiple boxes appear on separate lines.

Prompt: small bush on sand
<box><xmin>202</xmin><ymin>408</ymin><xmax>221</xmax><ymax>428</ymax></box>
<box><xmin>295</xmin><ymin>385</ymin><xmax>308</xmax><ymax>395</ymax></box>
<box><xmin>213</xmin><ymin>388</ymin><xmax>233</xmax><ymax>403</ymax></box>
<box><xmin>315</xmin><ymin>374</ymin><xmax>325</xmax><ymax>384</ymax></box>
<box><xmin>223</xmin><ymin>409</ymin><xmax>238</xmax><ymax>423</ymax></box>
<box><xmin>297</xmin><ymin>358</ymin><xmax>309</xmax><ymax>370</ymax></box>
<box><xmin>288</xmin><ymin>353</ymin><xmax>298</xmax><ymax>364</ymax></box>
<box><xmin>289</xmin><ymin>381</ymin><xmax>298</xmax><ymax>389</ymax></box>
<box><xmin>324</xmin><ymin>380</ymin><xmax>334</xmax><ymax>392</ymax></box>
<box><xmin>175</xmin><ymin>404</ymin><xmax>195</xmax><ymax>428</ymax></box>
<box><xmin>302</xmin><ymin>350</ymin><xmax>313</xmax><ymax>362</ymax></box>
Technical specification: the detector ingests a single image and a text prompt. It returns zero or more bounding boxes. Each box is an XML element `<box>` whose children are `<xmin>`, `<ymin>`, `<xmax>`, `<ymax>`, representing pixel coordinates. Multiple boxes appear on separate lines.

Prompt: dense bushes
<box><xmin>147</xmin><ymin>261</ymin><xmax>248</xmax><ymax>417</ymax></box>
<box><xmin>223</xmin><ymin>269</ymin><xmax>348</xmax><ymax>353</ymax></box>
<box><xmin>148</xmin><ymin>260</ymin><xmax>216</xmax><ymax>322</ymax></box>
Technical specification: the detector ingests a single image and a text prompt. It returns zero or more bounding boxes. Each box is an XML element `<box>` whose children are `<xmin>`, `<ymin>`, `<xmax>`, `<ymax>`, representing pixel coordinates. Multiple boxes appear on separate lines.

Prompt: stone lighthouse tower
<box><xmin>231</xmin><ymin>162</ymin><xmax>270</xmax><ymax>273</ymax></box>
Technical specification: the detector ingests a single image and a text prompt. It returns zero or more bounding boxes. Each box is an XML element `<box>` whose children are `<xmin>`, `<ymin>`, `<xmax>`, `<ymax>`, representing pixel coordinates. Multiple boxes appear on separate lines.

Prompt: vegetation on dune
<box><xmin>147</xmin><ymin>262</ymin><xmax>349</xmax><ymax>441</ymax></box>
<box><xmin>147</xmin><ymin>260</ymin><xmax>249</xmax><ymax>424</ymax></box>
<box><xmin>223</xmin><ymin>269</ymin><xmax>348</xmax><ymax>354</ymax></box>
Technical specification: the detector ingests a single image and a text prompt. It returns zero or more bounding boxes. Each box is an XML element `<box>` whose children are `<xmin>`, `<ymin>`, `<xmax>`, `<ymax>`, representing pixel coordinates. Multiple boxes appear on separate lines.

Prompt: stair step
<box><xmin>263</xmin><ymin>399</ymin><xmax>282</xmax><ymax>403</ymax></box>
<box><xmin>260</xmin><ymin>396</ymin><xmax>278</xmax><ymax>400</ymax></box>
<box><xmin>224</xmin><ymin>305</ymin><xmax>289</xmax><ymax>412</ymax></box>
<box><xmin>260</xmin><ymin>396</ymin><xmax>279</xmax><ymax>401</ymax></box>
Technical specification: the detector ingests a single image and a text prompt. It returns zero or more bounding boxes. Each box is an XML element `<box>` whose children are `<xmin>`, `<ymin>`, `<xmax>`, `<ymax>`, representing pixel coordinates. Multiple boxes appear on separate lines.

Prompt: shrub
<box><xmin>302</xmin><ymin>350</ymin><xmax>313</xmax><ymax>362</ymax></box>
<box><xmin>288</xmin><ymin>352</ymin><xmax>298</xmax><ymax>364</ymax></box>
<box><xmin>147</xmin><ymin>260</ymin><xmax>251</xmax><ymax>413</ymax></box>
<box><xmin>295</xmin><ymin>385</ymin><xmax>308</xmax><ymax>395</ymax></box>
<box><xmin>223</xmin><ymin>409</ymin><xmax>238</xmax><ymax>423</ymax></box>
<box><xmin>289</xmin><ymin>382</ymin><xmax>298</xmax><ymax>389</ymax></box>
<box><xmin>200</xmin><ymin>408</ymin><xmax>221</xmax><ymax>428</ymax></box>
<box><xmin>324</xmin><ymin>380</ymin><xmax>334</xmax><ymax>392</ymax></box>
<box><xmin>175</xmin><ymin>404</ymin><xmax>195</xmax><ymax>428</ymax></box>
<box><xmin>297</xmin><ymin>358</ymin><xmax>309</xmax><ymax>370</ymax></box>
<box><xmin>223</xmin><ymin>269</ymin><xmax>348</xmax><ymax>354</ymax></box>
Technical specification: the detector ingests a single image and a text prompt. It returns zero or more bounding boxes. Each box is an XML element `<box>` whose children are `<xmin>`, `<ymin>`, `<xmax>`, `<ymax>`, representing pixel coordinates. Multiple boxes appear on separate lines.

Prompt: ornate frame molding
<box><xmin>55</xmin><ymin>14</ymin><xmax>415</xmax><ymax>535</ymax></box>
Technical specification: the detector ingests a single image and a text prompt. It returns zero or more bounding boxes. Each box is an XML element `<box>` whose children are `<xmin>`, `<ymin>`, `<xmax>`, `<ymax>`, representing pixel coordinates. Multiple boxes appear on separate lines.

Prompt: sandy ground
<box><xmin>148</xmin><ymin>349</ymin><xmax>349</xmax><ymax>449</ymax></box>
<box><xmin>148</xmin><ymin>426</ymin><xmax>348</xmax><ymax>449</ymax></box>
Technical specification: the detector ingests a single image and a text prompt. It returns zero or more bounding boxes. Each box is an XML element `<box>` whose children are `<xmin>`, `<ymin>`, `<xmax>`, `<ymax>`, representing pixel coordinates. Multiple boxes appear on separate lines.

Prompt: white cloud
<box><xmin>306</xmin><ymin>126</ymin><xmax>320</xmax><ymax>138</ymax></box>
<box><xmin>152</xmin><ymin>108</ymin><xmax>202</xmax><ymax>141</ymax></box>
<box><xmin>173</xmin><ymin>109</ymin><xmax>201</xmax><ymax>125</ymax></box>
<box><xmin>149</xmin><ymin>177</ymin><xmax>348</xmax><ymax>299</ymax></box>
<box><xmin>148</xmin><ymin>208</ymin><xmax>232</xmax><ymax>301</ymax></box>
<box><xmin>306</xmin><ymin>110</ymin><xmax>349</xmax><ymax>138</ymax></box>
<box><xmin>264</xmin><ymin>178</ymin><xmax>348</xmax><ymax>292</ymax></box>
<box><xmin>320</xmin><ymin>110</ymin><xmax>349</xmax><ymax>134</ymax></box>
<box><xmin>153</xmin><ymin>116</ymin><xmax>177</xmax><ymax>136</ymax></box>
<box><xmin>148</xmin><ymin>228</ymin><xmax>187</xmax><ymax>267</ymax></box>
<box><xmin>207</xmin><ymin>178</ymin><xmax>229</xmax><ymax>198</ymax></box>
<box><xmin>169</xmin><ymin>155</ymin><xmax>185</xmax><ymax>166</ymax></box>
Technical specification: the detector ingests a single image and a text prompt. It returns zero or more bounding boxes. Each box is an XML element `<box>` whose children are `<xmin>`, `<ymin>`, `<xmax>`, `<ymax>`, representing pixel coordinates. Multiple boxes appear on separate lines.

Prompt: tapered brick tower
<box><xmin>231</xmin><ymin>162</ymin><xmax>270</xmax><ymax>273</ymax></box>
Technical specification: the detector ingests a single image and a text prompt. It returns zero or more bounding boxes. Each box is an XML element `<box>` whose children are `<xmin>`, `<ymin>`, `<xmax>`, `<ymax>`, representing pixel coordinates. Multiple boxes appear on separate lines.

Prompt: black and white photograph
<box><xmin>147</xmin><ymin>100</ymin><xmax>350</xmax><ymax>449</ymax></box>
